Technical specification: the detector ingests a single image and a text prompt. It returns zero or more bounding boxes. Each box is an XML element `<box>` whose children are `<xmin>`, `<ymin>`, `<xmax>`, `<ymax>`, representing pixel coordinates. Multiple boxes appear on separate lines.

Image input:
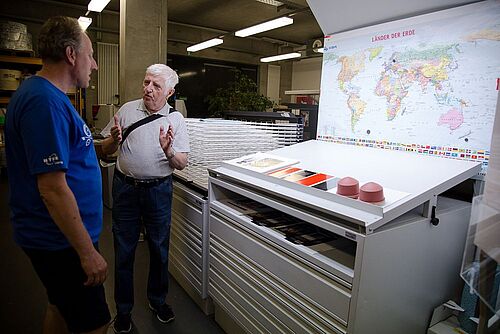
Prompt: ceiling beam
<box><xmin>31</xmin><ymin>0</ymin><xmax>119</xmax><ymax>15</ymax></box>
<box><xmin>277</xmin><ymin>0</ymin><xmax>308</xmax><ymax>10</ymax></box>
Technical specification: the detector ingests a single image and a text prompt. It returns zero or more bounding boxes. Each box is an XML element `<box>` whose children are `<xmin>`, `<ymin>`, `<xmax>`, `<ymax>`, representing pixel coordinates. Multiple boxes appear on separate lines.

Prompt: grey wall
<box><xmin>119</xmin><ymin>0</ymin><xmax>168</xmax><ymax>103</ymax></box>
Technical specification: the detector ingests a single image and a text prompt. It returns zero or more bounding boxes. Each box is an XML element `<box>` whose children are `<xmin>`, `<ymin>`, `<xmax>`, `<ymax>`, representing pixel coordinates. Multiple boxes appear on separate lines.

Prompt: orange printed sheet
<box><xmin>267</xmin><ymin>167</ymin><xmax>301</xmax><ymax>178</ymax></box>
<box><xmin>296</xmin><ymin>173</ymin><xmax>333</xmax><ymax>186</ymax></box>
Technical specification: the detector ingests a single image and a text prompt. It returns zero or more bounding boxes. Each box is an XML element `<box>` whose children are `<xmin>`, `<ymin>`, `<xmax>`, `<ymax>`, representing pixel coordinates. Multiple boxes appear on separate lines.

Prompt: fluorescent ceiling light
<box><xmin>178</xmin><ymin>71</ymin><xmax>197</xmax><ymax>78</ymax></box>
<box><xmin>88</xmin><ymin>0</ymin><xmax>111</xmax><ymax>12</ymax></box>
<box><xmin>187</xmin><ymin>38</ymin><xmax>223</xmax><ymax>52</ymax></box>
<box><xmin>78</xmin><ymin>17</ymin><xmax>92</xmax><ymax>31</ymax></box>
<box><xmin>235</xmin><ymin>17</ymin><xmax>293</xmax><ymax>37</ymax></box>
<box><xmin>315</xmin><ymin>47</ymin><xmax>324</xmax><ymax>53</ymax></box>
<box><xmin>260</xmin><ymin>52</ymin><xmax>301</xmax><ymax>63</ymax></box>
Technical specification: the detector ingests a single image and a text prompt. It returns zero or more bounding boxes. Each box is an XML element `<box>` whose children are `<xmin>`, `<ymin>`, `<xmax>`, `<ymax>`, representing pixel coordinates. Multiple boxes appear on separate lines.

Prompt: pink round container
<box><xmin>359</xmin><ymin>182</ymin><xmax>385</xmax><ymax>202</ymax></box>
<box><xmin>336</xmin><ymin>177</ymin><xmax>359</xmax><ymax>198</ymax></box>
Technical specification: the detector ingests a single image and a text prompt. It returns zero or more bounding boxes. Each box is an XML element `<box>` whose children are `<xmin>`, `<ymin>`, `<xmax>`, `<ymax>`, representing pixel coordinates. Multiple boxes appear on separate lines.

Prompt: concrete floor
<box><xmin>0</xmin><ymin>170</ymin><xmax>224</xmax><ymax>334</ymax></box>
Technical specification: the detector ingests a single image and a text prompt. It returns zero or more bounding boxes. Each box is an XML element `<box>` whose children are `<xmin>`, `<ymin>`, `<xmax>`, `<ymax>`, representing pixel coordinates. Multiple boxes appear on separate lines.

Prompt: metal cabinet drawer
<box><xmin>209</xmin><ymin>210</ymin><xmax>350</xmax><ymax>333</ymax></box>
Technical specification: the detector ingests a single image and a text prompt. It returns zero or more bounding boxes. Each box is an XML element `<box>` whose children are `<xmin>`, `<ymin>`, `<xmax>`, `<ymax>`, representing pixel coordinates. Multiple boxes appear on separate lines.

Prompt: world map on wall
<box><xmin>317</xmin><ymin>1</ymin><xmax>500</xmax><ymax>174</ymax></box>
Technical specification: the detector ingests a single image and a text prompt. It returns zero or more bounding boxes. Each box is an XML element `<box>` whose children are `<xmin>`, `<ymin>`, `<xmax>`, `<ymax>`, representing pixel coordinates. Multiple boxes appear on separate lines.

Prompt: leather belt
<box><xmin>114</xmin><ymin>168</ymin><xmax>170</xmax><ymax>188</ymax></box>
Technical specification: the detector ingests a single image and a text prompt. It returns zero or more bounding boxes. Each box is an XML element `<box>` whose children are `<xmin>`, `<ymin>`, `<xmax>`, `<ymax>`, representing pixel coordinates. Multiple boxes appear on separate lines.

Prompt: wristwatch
<box><xmin>167</xmin><ymin>147</ymin><xmax>176</xmax><ymax>159</ymax></box>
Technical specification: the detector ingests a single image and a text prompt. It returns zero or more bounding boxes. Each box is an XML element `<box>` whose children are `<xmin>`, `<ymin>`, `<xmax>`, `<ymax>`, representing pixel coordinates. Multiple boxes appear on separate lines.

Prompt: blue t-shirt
<box><xmin>5</xmin><ymin>76</ymin><xmax>102</xmax><ymax>250</ymax></box>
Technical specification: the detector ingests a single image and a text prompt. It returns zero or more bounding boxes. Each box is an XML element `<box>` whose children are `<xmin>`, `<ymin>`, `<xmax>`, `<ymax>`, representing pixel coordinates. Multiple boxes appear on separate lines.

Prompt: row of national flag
<box><xmin>316</xmin><ymin>135</ymin><xmax>490</xmax><ymax>171</ymax></box>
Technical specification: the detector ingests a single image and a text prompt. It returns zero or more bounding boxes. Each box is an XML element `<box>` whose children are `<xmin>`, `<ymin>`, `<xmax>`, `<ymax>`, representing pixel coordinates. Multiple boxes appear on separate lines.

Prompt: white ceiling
<box><xmin>163</xmin><ymin>0</ymin><xmax>485</xmax><ymax>49</ymax></box>
<box><xmin>307</xmin><ymin>0</ymin><xmax>481</xmax><ymax>35</ymax></box>
<box><xmin>55</xmin><ymin>0</ymin><xmax>484</xmax><ymax>47</ymax></box>
<box><xmin>165</xmin><ymin>0</ymin><xmax>321</xmax><ymax>46</ymax></box>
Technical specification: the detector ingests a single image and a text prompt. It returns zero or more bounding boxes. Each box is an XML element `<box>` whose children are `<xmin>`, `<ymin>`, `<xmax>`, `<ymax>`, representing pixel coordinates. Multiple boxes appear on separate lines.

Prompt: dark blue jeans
<box><xmin>112</xmin><ymin>174</ymin><xmax>173</xmax><ymax>315</ymax></box>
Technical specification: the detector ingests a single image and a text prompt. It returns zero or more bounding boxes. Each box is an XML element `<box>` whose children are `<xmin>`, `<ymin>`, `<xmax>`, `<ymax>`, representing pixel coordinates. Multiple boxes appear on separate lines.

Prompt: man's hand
<box><xmin>159</xmin><ymin>124</ymin><xmax>174</xmax><ymax>156</ymax></box>
<box><xmin>101</xmin><ymin>115</ymin><xmax>121</xmax><ymax>155</ymax></box>
<box><xmin>160</xmin><ymin>124</ymin><xmax>187</xmax><ymax>169</ymax></box>
<box><xmin>81</xmin><ymin>249</ymin><xmax>108</xmax><ymax>286</ymax></box>
<box><xmin>110</xmin><ymin>115</ymin><xmax>122</xmax><ymax>144</ymax></box>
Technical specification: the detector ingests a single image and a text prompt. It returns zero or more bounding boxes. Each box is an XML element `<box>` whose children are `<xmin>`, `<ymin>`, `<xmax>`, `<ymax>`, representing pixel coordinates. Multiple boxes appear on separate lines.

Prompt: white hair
<box><xmin>146</xmin><ymin>64</ymin><xmax>179</xmax><ymax>89</ymax></box>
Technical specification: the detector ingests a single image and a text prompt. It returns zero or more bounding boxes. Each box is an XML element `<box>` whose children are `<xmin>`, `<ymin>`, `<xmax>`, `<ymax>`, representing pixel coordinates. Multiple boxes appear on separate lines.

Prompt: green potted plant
<box><xmin>206</xmin><ymin>70</ymin><xmax>274</xmax><ymax>118</ymax></box>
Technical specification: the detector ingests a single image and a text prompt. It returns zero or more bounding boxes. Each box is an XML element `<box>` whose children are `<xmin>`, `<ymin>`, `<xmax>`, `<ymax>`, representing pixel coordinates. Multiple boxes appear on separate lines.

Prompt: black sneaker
<box><xmin>113</xmin><ymin>313</ymin><xmax>132</xmax><ymax>333</ymax></box>
<box><xmin>149</xmin><ymin>302</ymin><xmax>175</xmax><ymax>323</ymax></box>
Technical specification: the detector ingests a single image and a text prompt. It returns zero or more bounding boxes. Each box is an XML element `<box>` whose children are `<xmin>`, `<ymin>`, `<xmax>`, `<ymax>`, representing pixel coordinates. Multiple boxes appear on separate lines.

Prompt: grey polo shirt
<box><xmin>101</xmin><ymin>99</ymin><xmax>190</xmax><ymax>179</ymax></box>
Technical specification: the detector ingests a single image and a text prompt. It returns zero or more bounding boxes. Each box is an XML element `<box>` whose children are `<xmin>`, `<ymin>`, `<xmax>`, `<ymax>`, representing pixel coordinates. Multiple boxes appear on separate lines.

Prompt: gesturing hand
<box><xmin>159</xmin><ymin>124</ymin><xmax>174</xmax><ymax>155</ymax></box>
<box><xmin>110</xmin><ymin>115</ymin><xmax>122</xmax><ymax>144</ymax></box>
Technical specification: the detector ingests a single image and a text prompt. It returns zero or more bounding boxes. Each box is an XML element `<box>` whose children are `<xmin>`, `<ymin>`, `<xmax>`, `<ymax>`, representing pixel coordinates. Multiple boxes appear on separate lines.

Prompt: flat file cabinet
<box><xmin>169</xmin><ymin>181</ymin><xmax>213</xmax><ymax>314</ymax></box>
<box><xmin>207</xmin><ymin>140</ymin><xmax>481</xmax><ymax>334</ymax></box>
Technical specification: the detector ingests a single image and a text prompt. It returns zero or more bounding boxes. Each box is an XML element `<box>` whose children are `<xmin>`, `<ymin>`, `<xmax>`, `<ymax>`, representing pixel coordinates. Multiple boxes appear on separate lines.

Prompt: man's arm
<box><xmin>168</xmin><ymin>152</ymin><xmax>188</xmax><ymax>170</ymax></box>
<box><xmin>37</xmin><ymin>171</ymin><xmax>107</xmax><ymax>286</ymax></box>
<box><xmin>101</xmin><ymin>115</ymin><xmax>122</xmax><ymax>155</ymax></box>
<box><xmin>101</xmin><ymin>136</ymin><xmax>119</xmax><ymax>155</ymax></box>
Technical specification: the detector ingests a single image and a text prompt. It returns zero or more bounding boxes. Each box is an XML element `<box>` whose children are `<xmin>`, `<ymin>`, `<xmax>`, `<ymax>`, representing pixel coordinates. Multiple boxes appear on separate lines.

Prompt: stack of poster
<box><xmin>224</xmin><ymin>152</ymin><xmax>299</xmax><ymax>174</ymax></box>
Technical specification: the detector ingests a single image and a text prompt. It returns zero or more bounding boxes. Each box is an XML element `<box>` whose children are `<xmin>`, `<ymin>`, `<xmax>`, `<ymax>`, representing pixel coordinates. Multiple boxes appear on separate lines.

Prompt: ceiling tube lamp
<box><xmin>260</xmin><ymin>52</ymin><xmax>301</xmax><ymax>63</ymax></box>
<box><xmin>235</xmin><ymin>17</ymin><xmax>293</xmax><ymax>37</ymax></box>
<box><xmin>187</xmin><ymin>38</ymin><xmax>223</xmax><ymax>52</ymax></box>
<box><xmin>78</xmin><ymin>16</ymin><xmax>92</xmax><ymax>31</ymax></box>
<box><xmin>314</xmin><ymin>47</ymin><xmax>324</xmax><ymax>53</ymax></box>
<box><xmin>88</xmin><ymin>0</ymin><xmax>111</xmax><ymax>12</ymax></box>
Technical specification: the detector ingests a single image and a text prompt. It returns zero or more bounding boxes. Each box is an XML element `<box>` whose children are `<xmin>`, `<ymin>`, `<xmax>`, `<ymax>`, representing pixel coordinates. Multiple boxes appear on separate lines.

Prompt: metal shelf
<box><xmin>0</xmin><ymin>55</ymin><xmax>42</xmax><ymax>66</ymax></box>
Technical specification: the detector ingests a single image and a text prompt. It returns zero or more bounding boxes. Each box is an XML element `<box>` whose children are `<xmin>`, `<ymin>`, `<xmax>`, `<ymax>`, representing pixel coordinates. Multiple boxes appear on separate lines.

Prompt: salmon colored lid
<box><xmin>359</xmin><ymin>182</ymin><xmax>385</xmax><ymax>202</ymax></box>
<box><xmin>337</xmin><ymin>177</ymin><xmax>359</xmax><ymax>197</ymax></box>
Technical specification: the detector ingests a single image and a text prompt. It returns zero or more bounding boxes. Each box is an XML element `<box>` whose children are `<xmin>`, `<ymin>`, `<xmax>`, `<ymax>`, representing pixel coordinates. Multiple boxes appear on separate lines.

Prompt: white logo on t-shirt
<box><xmin>43</xmin><ymin>153</ymin><xmax>63</xmax><ymax>166</ymax></box>
<box><xmin>81</xmin><ymin>124</ymin><xmax>93</xmax><ymax>146</ymax></box>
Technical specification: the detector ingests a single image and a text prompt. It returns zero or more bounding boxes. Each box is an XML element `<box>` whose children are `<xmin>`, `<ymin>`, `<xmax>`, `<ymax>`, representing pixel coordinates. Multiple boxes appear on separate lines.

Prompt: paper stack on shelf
<box><xmin>174</xmin><ymin>118</ymin><xmax>302</xmax><ymax>189</ymax></box>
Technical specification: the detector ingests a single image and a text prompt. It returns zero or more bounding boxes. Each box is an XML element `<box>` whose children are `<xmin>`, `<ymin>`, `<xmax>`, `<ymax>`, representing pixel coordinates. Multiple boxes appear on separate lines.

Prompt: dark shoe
<box><xmin>113</xmin><ymin>313</ymin><xmax>132</xmax><ymax>333</ymax></box>
<box><xmin>149</xmin><ymin>302</ymin><xmax>175</xmax><ymax>323</ymax></box>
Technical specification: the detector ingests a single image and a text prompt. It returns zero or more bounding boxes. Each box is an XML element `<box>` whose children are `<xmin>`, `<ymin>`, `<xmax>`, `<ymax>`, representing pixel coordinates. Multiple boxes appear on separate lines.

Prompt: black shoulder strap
<box><xmin>121</xmin><ymin>113</ymin><xmax>164</xmax><ymax>144</ymax></box>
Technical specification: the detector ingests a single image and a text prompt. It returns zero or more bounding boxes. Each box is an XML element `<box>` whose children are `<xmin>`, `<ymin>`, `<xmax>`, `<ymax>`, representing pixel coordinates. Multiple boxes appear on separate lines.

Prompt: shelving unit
<box><xmin>0</xmin><ymin>54</ymin><xmax>83</xmax><ymax>169</ymax></box>
<box><xmin>0</xmin><ymin>56</ymin><xmax>37</xmax><ymax>162</ymax></box>
<box><xmin>0</xmin><ymin>55</ymin><xmax>82</xmax><ymax>114</ymax></box>
<box><xmin>282</xmin><ymin>90</ymin><xmax>319</xmax><ymax>141</ymax></box>
<box><xmin>176</xmin><ymin>118</ymin><xmax>303</xmax><ymax>189</ymax></box>
<box><xmin>0</xmin><ymin>55</ymin><xmax>44</xmax><ymax>164</ymax></box>
<box><xmin>0</xmin><ymin>55</ymin><xmax>42</xmax><ymax>66</ymax></box>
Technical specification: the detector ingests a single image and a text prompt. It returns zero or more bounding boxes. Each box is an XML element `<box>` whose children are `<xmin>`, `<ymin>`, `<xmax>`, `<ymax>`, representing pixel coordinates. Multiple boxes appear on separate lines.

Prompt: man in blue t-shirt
<box><xmin>5</xmin><ymin>17</ymin><xmax>110</xmax><ymax>334</ymax></box>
